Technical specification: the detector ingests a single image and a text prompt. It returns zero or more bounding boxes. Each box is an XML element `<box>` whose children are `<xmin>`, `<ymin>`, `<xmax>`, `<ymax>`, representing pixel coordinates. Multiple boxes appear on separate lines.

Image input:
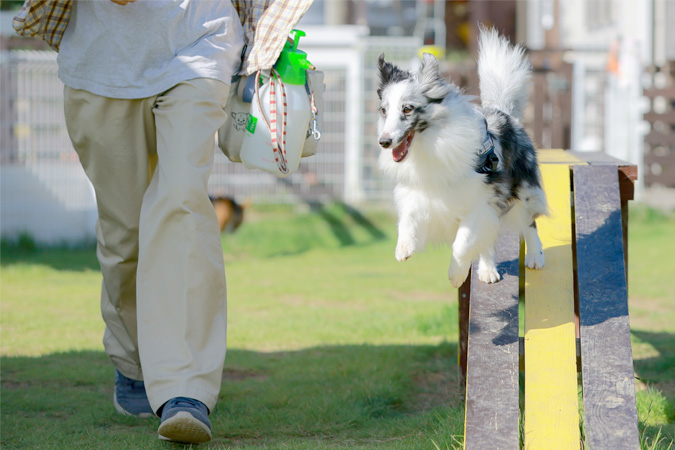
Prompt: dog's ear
<box><xmin>378</xmin><ymin>53</ymin><xmax>387</xmax><ymax>71</ymax></box>
<box><xmin>419</xmin><ymin>53</ymin><xmax>439</xmax><ymax>78</ymax></box>
<box><xmin>377</xmin><ymin>53</ymin><xmax>409</xmax><ymax>99</ymax></box>
<box><xmin>418</xmin><ymin>52</ymin><xmax>452</xmax><ymax>102</ymax></box>
<box><xmin>377</xmin><ymin>54</ymin><xmax>389</xmax><ymax>99</ymax></box>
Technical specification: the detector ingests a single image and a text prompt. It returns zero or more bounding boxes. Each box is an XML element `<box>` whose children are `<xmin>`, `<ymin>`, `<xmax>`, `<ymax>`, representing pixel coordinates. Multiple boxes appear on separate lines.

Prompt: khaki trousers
<box><xmin>64</xmin><ymin>78</ymin><xmax>229</xmax><ymax>413</ymax></box>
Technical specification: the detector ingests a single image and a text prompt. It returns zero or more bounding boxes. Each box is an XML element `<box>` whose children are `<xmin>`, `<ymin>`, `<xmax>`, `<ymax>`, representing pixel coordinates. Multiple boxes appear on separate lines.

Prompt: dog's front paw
<box><xmin>448</xmin><ymin>262</ymin><xmax>469</xmax><ymax>288</ymax></box>
<box><xmin>395</xmin><ymin>239</ymin><xmax>416</xmax><ymax>261</ymax></box>
<box><xmin>478</xmin><ymin>265</ymin><xmax>501</xmax><ymax>284</ymax></box>
<box><xmin>525</xmin><ymin>250</ymin><xmax>545</xmax><ymax>270</ymax></box>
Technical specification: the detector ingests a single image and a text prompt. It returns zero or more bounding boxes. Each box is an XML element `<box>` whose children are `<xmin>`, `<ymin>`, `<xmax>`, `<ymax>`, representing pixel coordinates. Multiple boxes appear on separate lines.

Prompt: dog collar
<box><xmin>475</xmin><ymin>118</ymin><xmax>499</xmax><ymax>174</ymax></box>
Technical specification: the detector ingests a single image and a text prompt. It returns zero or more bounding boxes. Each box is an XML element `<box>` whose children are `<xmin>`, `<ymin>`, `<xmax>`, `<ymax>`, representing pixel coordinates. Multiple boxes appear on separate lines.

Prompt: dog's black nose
<box><xmin>379</xmin><ymin>138</ymin><xmax>392</xmax><ymax>148</ymax></box>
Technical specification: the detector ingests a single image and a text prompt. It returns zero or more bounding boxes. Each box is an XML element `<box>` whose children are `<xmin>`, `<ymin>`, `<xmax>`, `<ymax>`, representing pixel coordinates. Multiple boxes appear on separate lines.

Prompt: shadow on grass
<box><xmin>0</xmin><ymin>241</ymin><xmax>99</xmax><ymax>272</ymax></box>
<box><xmin>632</xmin><ymin>330</ymin><xmax>675</xmax><ymax>396</ymax></box>
<box><xmin>311</xmin><ymin>202</ymin><xmax>388</xmax><ymax>248</ymax></box>
<box><xmin>0</xmin><ymin>203</ymin><xmax>390</xmax><ymax>270</ymax></box>
<box><xmin>630</xmin><ymin>330</ymin><xmax>675</xmax><ymax>446</ymax></box>
<box><xmin>1</xmin><ymin>343</ymin><xmax>464</xmax><ymax>449</ymax></box>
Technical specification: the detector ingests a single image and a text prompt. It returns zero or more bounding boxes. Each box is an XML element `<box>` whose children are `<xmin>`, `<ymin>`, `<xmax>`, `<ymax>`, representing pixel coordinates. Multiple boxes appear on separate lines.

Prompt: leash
<box><xmin>475</xmin><ymin>118</ymin><xmax>499</xmax><ymax>174</ymax></box>
<box><xmin>254</xmin><ymin>69</ymin><xmax>289</xmax><ymax>175</ymax></box>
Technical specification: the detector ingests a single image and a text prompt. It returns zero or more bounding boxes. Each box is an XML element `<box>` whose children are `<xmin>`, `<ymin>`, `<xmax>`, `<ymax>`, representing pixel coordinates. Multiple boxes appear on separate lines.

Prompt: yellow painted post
<box><xmin>524</xmin><ymin>163</ymin><xmax>582</xmax><ymax>449</ymax></box>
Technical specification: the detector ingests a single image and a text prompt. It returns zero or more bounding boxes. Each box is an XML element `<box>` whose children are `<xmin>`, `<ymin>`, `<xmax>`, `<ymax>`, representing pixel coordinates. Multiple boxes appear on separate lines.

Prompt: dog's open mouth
<box><xmin>392</xmin><ymin>131</ymin><xmax>414</xmax><ymax>162</ymax></box>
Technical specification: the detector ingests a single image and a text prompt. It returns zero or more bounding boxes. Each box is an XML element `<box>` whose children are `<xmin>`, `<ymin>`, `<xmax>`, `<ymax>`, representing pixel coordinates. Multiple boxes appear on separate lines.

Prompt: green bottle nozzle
<box><xmin>290</xmin><ymin>29</ymin><xmax>305</xmax><ymax>52</ymax></box>
<box><xmin>274</xmin><ymin>29</ymin><xmax>314</xmax><ymax>85</ymax></box>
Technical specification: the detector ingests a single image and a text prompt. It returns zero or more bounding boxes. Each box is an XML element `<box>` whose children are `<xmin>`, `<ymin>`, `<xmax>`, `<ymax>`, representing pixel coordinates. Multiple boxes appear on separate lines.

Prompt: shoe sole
<box><xmin>113</xmin><ymin>392</ymin><xmax>155</xmax><ymax>418</ymax></box>
<box><xmin>158</xmin><ymin>411</ymin><xmax>212</xmax><ymax>444</ymax></box>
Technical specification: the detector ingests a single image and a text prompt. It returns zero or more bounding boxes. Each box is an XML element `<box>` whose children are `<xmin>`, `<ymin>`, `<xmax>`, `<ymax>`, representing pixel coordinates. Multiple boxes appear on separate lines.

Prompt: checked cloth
<box><xmin>13</xmin><ymin>0</ymin><xmax>313</xmax><ymax>73</ymax></box>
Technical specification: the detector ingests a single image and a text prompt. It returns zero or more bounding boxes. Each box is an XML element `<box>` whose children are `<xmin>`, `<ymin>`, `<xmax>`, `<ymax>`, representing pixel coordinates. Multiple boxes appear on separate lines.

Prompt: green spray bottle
<box><xmin>241</xmin><ymin>30</ymin><xmax>313</xmax><ymax>177</ymax></box>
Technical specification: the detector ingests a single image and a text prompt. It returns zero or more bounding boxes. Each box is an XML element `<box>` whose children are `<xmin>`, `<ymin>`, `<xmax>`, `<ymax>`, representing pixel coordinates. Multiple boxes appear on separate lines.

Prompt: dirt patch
<box><xmin>410</xmin><ymin>368</ymin><xmax>462</xmax><ymax>411</ymax></box>
<box><xmin>1</xmin><ymin>380</ymin><xmax>31</xmax><ymax>390</ymax></box>
<box><xmin>629</xmin><ymin>296</ymin><xmax>675</xmax><ymax>331</ymax></box>
<box><xmin>388</xmin><ymin>290</ymin><xmax>452</xmax><ymax>303</ymax></box>
<box><xmin>222</xmin><ymin>367</ymin><xmax>268</xmax><ymax>382</ymax></box>
<box><xmin>275</xmin><ymin>294</ymin><xmax>371</xmax><ymax>311</ymax></box>
<box><xmin>629</xmin><ymin>296</ymin><xmax>673</xmax><ymax>314</ymax></box>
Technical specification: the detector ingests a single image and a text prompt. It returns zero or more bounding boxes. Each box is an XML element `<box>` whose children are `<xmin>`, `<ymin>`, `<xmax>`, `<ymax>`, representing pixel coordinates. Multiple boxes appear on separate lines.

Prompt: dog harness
<box><xmin>475</xmin><ymin>118</ymin><xmax>499</xmax><ymax>174</ymax></box>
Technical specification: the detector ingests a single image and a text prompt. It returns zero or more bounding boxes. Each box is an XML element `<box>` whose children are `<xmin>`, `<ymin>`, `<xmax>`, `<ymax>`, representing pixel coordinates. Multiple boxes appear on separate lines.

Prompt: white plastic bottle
<box><xmin>240</xmin><ymin>30</ymin><xmax>312</xmax><ymax>178</ymax></box>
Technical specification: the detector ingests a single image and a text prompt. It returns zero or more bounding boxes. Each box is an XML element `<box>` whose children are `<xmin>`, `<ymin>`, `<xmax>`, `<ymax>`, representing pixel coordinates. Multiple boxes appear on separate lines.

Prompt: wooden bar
<box><xmin>524</xmin><ymin>164</ymin><xmax>580</xmax><ymax>449</ymax></box>
<box><xmin>567</xmin><ymin>151</ymin><xmax>637</xmax><ymax>202</ymax></box>
<box><xmin>573</xmin><ymin>165</ymin><xmax>640</xmax><ymax>449</ymax></box>
<box><xmin>458</xmin><ymin>274</ymin><xmax>471</xmax><ymax>388</ymax></box>
<box><xmin>463</xmin><ymin>232</ymin><xmax>520</xmax><ymax>450</ymax></box>
<box><xmin>568</xmin><ymin>151</ymin><xmax>637</xmax><ymax>281</ymax></box>
<box><xmin>459</xmin><ymin>150</ymin><xmax>639</xmax><ymax>449</ymax></box>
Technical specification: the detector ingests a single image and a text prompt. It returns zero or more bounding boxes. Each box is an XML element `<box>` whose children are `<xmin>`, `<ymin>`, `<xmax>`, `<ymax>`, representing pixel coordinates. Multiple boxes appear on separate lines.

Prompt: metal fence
<box><xmin>0</xmin><ymin>37</ymin><xmax>420</xmax><ymax>242</ymax></box>
<box><xmin>1</xmin><ymin>51</ymin><xmax>98</xmax><ymax>244</ymax></box>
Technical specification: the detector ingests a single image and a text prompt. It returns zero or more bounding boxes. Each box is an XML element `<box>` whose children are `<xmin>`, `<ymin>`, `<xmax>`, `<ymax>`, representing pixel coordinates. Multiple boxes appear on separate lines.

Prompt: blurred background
<box><xmin>1</xmin><ymin>0</ymin><xmax>674</xmax><ymax>245</ymax></box>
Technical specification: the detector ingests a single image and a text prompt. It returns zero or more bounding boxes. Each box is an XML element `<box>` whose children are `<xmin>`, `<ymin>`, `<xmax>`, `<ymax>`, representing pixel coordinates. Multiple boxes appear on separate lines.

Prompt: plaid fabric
<box><xmin>244</xmin><ymin>0</ymin><xmax>313</xmax><ymax>74</ymax></box>
<box><xmin>12</xmin><ymin>0</ymin><xmax>72</xmax><ymax>52</ymax></box>
<box><xmin>231</xmin><ymin>0</ymin><xmax>272</xmax><ymax>73</ymax></box>
<box><xmin>13</xmin><ymin>0</ymin><xmax>312</xmax><ymax>74</ymax></box>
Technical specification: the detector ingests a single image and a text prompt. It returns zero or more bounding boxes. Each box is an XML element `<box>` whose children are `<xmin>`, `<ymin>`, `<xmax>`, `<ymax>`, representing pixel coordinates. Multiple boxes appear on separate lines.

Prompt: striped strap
<box><xmin>253</xmin><ymin>69</ymin><xmax>289</xmax><ymax>175</ymax></box>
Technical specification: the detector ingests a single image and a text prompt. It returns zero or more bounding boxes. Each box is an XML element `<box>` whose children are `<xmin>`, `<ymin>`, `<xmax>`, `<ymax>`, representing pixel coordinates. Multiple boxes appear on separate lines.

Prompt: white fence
<box><xmin>0</xmin><ymin>31</ymin><xmax>421</xmax><ymax>244</ymax></box>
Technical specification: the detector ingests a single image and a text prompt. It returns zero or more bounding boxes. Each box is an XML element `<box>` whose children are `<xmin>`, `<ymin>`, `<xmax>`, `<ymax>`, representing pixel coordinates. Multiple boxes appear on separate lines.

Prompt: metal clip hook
<box><xmin>311</xmin><ymin>119</ymin><xmax>321</xmax><ymax>140</ymax></box>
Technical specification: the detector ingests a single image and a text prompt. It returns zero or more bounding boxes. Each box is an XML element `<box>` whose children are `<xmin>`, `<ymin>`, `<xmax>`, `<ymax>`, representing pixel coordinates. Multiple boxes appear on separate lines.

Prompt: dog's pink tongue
<box><xmin>393</xmin><ymin>143</ymin><xmax>407</xmax><ymax>162</ymax></box>
<box><xmin>392</xmin><ymin>132</ymin><xmax>413</xmax><ymax>162</ymax></box>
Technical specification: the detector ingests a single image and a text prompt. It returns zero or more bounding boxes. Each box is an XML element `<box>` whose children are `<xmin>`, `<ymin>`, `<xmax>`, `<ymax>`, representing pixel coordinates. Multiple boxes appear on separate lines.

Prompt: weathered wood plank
<box><xmin>458</xmin><ymin>274</ymin><xmax>471</xmax><ymax>387</ymax></box>
<box><xmin>567</xmin><ymin>151</ymin><xmax>638</xmax><ymax>179</ymax></box>
<box><xmin>463</xmin><ymin>232</ymin><xmax>520</xmax><ymax>450</ymax></box>
<box><xmin>524</xmin><ymin>164</ymin><xmax>581</xmax><ymax>449</ymax></box>
<box><xmin>573</xmin><ymin>165</ymin><xmax>640</xmax><ymax>450</ymax></box>
<box><xmin>567</xmin><ymin>151</ymin><xmax>637</xmax><ymax>280</ymax></box>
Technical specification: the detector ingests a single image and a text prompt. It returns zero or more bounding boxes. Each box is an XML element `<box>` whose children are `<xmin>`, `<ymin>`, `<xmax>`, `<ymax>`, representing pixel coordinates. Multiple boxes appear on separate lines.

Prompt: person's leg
<box><xmin>64</xmin><ymin>87</ymin><xmax>157</xmax><ymax>381</ymax></box>
<box><xmin>137</xmin><ymin>78</ymin><xmax>229</xmax><ymax>414</ymax></box>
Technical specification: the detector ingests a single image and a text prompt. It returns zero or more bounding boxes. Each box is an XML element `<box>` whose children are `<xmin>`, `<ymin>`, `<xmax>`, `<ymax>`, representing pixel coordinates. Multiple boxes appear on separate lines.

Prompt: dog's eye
<box><xmin>402</xmin><ymin>105</ymin><xmax>414</xmax><ymax>115</ymax></box>
<box><xmin>379</xmin><ymin>107</ymin><xmax>386</xmax><ymax>116</ymax></box>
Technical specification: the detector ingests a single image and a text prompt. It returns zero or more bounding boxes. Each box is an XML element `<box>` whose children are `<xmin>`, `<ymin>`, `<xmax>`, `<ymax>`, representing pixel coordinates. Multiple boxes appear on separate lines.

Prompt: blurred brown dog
<box><xmin>210</xmin><ymin>196</ymin><xmax>250</xmax><ymax>233</ymax></box>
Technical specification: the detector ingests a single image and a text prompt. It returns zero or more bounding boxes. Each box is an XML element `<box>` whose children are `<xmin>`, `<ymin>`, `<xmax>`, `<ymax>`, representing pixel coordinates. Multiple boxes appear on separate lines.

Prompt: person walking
<box><xmin>13</xmin><ymin>0</ymin><xmax>313</xmax><ymax>444</ymax></box>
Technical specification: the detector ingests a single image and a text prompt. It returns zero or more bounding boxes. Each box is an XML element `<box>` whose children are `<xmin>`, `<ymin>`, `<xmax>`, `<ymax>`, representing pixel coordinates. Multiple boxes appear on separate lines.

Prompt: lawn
<box><xmin>1</xmin><ymin>202</ymin><xmax>674</xmax><ymax>449</ymax></box>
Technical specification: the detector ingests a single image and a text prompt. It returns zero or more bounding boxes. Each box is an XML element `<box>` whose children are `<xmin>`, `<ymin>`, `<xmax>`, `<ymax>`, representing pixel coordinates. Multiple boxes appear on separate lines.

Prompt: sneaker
<box><xmin>157</xmin><ymin>397</ymin><xmax>212</xmax><ymax>444</ymax></box>
<box><xmin>113</xmin><ymin>369</ymin><xmax>154</xmax><ymax>418</ymax></box>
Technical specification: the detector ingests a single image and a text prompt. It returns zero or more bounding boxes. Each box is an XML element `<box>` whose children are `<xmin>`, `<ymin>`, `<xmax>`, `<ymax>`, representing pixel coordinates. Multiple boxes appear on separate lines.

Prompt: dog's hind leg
<box><xmin>520</xmin><ymin>186</ymin><xmax>547</xmax><ymax>270</ymax></box>
<box><xmin>448</xmin><ymin>207</ymin><xmax>500</xmax><ymax>288</ymax></box>
<box><xmin>523</xmin><ymin>221</ymin><xmax>545</xmax><ymax>269</ymax></box>
<box><xmin>507</xmin><ymin>192</ymin><xmax>546</xmax><ymax>270</ymax></box>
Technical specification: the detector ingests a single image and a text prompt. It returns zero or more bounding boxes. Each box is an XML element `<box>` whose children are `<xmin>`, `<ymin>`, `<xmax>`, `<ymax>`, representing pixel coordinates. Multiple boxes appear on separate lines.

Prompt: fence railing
<box><xmin>644</xmin><ymin>84</ymin><xmax>675</xmax><ymax>188</ymax></box>
<box><xmin>0</xmin><ymin>37</ymin><xmax>421</xmax><ymax>242</ymax></box>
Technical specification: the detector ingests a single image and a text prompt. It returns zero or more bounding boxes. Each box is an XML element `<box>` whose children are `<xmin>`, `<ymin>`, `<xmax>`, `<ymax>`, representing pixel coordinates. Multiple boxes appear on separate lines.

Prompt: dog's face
<box><xmin>377</xmin><ymin>53</ymin><xmax>456</xmax><ymax>163</ymax></box>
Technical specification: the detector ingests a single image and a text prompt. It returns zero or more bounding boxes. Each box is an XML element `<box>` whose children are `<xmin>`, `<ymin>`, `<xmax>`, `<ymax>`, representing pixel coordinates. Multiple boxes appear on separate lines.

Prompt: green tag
<box><xmin>246</xmin><ymin>115</ymin><xmax>257</xmax><ymax>134</ymax></box>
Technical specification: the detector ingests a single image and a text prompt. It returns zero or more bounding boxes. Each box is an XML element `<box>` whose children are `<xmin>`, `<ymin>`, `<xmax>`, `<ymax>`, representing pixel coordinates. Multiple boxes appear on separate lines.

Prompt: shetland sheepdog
<box><xmin>376</xmin><ymin>26</ymin><xmax>547</xmax><ymax>287</ymax></box>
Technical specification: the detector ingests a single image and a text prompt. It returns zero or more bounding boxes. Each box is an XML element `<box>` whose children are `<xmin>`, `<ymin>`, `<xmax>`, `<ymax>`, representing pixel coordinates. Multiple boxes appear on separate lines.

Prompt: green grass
<box><xmin>1</xmin><ymin>202</ymin><xmax>674</xmax><ymax>449</ymax></box>
<box><xmin>627</xmin><ymin>205</ymin><xmax>675</xmax><ymax>449</ymax></box>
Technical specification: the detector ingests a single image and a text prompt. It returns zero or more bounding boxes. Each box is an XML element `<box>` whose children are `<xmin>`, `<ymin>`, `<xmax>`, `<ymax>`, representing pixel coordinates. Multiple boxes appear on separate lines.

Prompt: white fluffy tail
<box><xmin>477</xmin><ymin>26</ymin><xmax>532</xmax><ymax>120</ymax></box>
